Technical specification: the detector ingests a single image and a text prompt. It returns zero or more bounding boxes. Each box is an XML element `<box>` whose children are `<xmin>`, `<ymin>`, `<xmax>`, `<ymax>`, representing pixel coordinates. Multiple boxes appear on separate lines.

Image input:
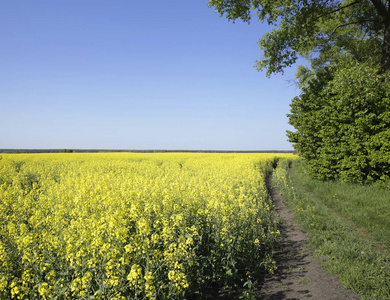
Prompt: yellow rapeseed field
<box><xmin>0</xmin><ymin>152</ymin><xmax>294</xmax><ymax>299</ymax></box>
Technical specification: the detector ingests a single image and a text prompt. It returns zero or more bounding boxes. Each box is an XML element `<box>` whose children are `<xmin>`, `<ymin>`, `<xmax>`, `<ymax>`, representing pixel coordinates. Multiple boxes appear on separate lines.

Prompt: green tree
<box><xmin>60</xmin><ymin>149</ymin><xmax>73</xmax><ymax>153</ymax></box>
<box><xmin>208</xmin><ymin>0</ymin><xmax>390</xmax><ymax>183</ymax></box>
<box><xmin>287</xmin><ymin>60</ymin><xmax>390</xmax><ymax>183</ymax></box>
<box><xmin>207</xmin><ymin>0</ymin><xmax>390</xmax><ymax>74</ymax></box>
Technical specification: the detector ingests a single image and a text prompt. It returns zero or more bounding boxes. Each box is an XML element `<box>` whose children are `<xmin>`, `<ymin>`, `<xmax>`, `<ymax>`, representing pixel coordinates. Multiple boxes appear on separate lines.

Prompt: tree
<box><xmin>208</xmin><ymin>0</ymin><xmax>390</xmax><ymax>183</ymax></box>
<box><xmin>287</xmin><ymin>60</ymin><xmax>390</xmax><ymax>183</ymax></box>
<box><xmin>207</xmin><ymin>0</ymin><xmax>390</xmax><ymax>74</ymax></box>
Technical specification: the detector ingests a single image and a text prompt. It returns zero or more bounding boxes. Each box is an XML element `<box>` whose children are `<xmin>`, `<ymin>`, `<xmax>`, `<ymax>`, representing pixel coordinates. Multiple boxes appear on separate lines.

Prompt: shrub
<box><xmin>288</xmin><ymin>60</ymin><xmax>390</xmax><ymax>184</ymax></box>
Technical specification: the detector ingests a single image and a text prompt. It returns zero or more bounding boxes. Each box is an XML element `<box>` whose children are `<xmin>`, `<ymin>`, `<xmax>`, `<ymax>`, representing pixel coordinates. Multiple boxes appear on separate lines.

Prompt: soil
<box><xmin>256</xmin><ymin>174</ymin><xmax>361</xmax><ymax>300</ymax></box>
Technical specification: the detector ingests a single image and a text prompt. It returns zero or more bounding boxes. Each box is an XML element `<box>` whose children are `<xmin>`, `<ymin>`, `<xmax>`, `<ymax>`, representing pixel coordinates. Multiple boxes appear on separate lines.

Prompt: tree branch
<box><xmin>332</xmin><ymin>0</ymin><xmax>362</xmax><ymax>14</ymax></box>
<box><xmin>314</xmin><ymin>0</ymin><xmax>362</xmax><ymax>22</ymax></box>
<box><xmin>370</xmin><ymin>0</ymin><xmax>390</xmax><ymax>20</ymax></box>
<box><xmin>306</xmin><ymin>19</ymin><xmax>378</xmax><ymax>57</ymax></box>
<box><xmin>331</xmin><ymin>19</ymin><xmax>378</xmax><ymax>33</ymax></box>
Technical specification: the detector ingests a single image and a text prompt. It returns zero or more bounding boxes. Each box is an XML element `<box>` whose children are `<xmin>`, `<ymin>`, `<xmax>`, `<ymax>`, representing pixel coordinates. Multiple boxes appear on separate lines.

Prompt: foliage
<box><xmin>207</xmin><ymin>0</ymin><xmax>389</xmax><ymax>75</ymax></box>
<box><xmin>208</xmin><ymin>0</ymin><xmax>390</xmax><ymax>184</ymax></box>
<box><xmin>0</xmin><ymin>153</ymin><xmax>294</xmax><ymax>299</ymax></box>
<box><xmin>59</xmin><ymin>149</ymin><xmax>73</xmax><ymax>153</ymax></box>
<box><xmin>287</xmin><ymin>59</ymin><xmax>390</xmax><ymax>183</ymax></box>
<box><xmin>273</xmin><ymin>159</ymin><xmax>390</xmax><ymax>299</ymax></box>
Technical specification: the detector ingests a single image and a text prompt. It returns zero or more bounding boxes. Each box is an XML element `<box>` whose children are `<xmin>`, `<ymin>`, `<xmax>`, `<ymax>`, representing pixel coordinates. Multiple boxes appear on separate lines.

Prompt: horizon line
<box><xmin>0</xmin><ymin>149</ymin><xmax>295</xmax><ymax>154</ymax></box>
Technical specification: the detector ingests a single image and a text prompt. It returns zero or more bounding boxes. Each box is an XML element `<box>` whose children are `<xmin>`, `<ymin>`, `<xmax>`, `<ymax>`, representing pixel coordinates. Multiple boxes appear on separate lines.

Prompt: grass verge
<box><xmin>273</xmin><ymin>159</ymin><xmax>390</xmax><ymax>300</ymax></box>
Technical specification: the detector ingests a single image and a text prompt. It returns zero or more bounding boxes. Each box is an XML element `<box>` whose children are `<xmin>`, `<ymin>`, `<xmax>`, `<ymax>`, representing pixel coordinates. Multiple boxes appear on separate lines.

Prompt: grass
<box><xmin>273</xmin><ymin>159</ymin><xmax>390</xmax><ymax>300</ymax></box>
<box><xmin>292</xmin><ymin>163</ymin><xmax>390</xmax><ymax>251</ymax></box>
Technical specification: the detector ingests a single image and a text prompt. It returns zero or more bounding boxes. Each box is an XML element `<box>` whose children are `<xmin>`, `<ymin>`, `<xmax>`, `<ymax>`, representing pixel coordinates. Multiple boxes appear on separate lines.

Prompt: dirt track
<box><xmin>256</xmin><ymin>175</ymin><xmax>360</xmax><ymax>299</ymax></box>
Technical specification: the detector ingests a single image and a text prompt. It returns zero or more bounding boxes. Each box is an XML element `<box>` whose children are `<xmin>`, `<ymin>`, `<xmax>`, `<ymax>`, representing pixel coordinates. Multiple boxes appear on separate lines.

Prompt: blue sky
<box><xmin>1</xmin><ymin>1</ymin><xmax>299</xmax><ymax>150</ymax></box>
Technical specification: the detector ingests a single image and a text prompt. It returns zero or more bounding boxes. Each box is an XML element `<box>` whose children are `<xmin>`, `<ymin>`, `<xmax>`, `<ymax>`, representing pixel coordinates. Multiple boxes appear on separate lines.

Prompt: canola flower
<box><xmin>0</xmin><ymin>152</ymin><xmax>295</xmax><ymax>299</ymax></box>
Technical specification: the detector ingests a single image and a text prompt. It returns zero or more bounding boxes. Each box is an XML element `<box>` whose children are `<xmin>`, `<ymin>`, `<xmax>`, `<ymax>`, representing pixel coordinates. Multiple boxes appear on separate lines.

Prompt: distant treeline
<box><xmin>0</xmin><ymin>149</ymin><xmax>295</xmax><ymax>154</ymax></box>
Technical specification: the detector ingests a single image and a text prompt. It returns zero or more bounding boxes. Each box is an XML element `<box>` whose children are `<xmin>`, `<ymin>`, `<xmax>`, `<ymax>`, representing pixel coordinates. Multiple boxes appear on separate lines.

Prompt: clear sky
<box><xmin>1</xmin><ymin>0</ymin><xmax>299</xmax><ymax>151</ymax></box>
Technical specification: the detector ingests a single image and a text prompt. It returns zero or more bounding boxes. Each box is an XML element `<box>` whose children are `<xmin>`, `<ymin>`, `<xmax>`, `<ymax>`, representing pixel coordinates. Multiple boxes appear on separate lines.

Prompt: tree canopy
<box><xmin>288</xmin><ymin>60</ymin><xmax>390</xmax><ymax>183</ymax></box>
<box><xmin>207</xmin><ymin>0</ymin><xmax>390</xmax><ymax>75</ymax></box>
<box><xmin>208</xmin><ymin>0</ymin><xmax>390</xmax><ymax>184</ymax></box>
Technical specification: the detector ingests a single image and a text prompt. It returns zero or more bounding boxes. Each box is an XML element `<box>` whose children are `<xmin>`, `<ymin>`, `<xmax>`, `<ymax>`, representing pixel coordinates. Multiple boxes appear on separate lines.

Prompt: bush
<box><xmin>60</xmin><ymin>149</ymin><xmax>73</xmax><ymax>153</ymax></box>
<box><xmin>288</xmin><ymin>60</ymin><xmax>390</xmax><ymax>184</ymax></box>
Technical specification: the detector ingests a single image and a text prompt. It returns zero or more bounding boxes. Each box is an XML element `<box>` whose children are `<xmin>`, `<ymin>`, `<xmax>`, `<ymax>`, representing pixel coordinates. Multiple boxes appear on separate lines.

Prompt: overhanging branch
<box><xmin>314</xmin><ymin>0</ymin><xmax>362</xmax><ymax>22</ymax></box>
<box><xmin>330</xmin><ymin>19</ymin><xmax>378</xmax><ymax>35</ymax></box>
<box><xmin>370</xmin><ymin>0</ymin><xmax>390</xmax><ymax>20</ymax></box>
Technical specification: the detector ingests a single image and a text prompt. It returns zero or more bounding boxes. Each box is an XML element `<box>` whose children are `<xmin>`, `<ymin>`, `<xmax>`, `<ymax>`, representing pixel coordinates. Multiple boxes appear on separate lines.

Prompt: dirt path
<box><xmin>257</xmin><ymin>175</ymin><xmax>360</xmax><ymax>300</ymax></box>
